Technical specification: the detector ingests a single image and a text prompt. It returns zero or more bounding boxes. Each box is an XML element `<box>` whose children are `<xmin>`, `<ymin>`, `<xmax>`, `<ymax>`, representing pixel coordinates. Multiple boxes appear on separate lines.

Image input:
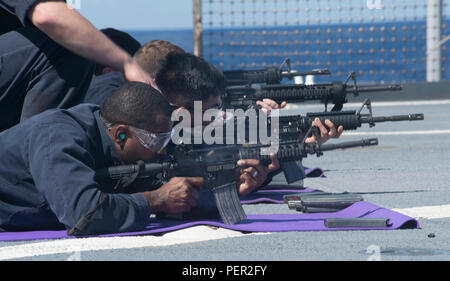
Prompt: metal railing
<box><xmin>194</xmin><ymin>0</ymin><xmax>448</xmax><ymax>83</ymax></box>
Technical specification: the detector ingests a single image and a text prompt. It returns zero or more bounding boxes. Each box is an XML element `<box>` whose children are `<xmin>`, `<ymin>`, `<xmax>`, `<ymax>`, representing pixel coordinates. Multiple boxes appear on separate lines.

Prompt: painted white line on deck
<box><xmin>0</xmin><ymin>226</ymin><xmax>268</xmax><ymax>261</ymax></box>
<box><xmin>285</xmin><ymin>99</ymin><xmax>450</xmax><ymax>110</ymax></box>
<box><xmin>352</xmin><ymin>100</ymin><xmax>450</xmax><ymax>107</ymax></box>
<box><xmin>394</xmin><ymin>204</ymin><xmax>450</xmax><ymax>220</ymax></box>
<box><xmin>342</xmin><ymin>129</ymin><xmax>450</xmax><ymax>136</ymax></box>
<box><xmin>2</xmin><ymin>203</ymin><xmax>450</xmax><ymax>260</ymax></box>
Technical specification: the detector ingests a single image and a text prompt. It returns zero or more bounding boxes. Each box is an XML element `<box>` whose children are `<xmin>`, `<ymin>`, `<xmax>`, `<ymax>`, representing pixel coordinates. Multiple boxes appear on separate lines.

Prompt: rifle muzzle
<box><xmin>319</xmin><ymin>138</ymin><xmax>378</xmax><ymax>152</ymax></box>
<box><xmin>367</xmin><ymin>113</ymin><xmax>425</xmax><ymax>123</ymax></box>
<box><xmin>347</xmin><ymin>84</ymin><xmax>403</xmax><ymax>93</ymax></box>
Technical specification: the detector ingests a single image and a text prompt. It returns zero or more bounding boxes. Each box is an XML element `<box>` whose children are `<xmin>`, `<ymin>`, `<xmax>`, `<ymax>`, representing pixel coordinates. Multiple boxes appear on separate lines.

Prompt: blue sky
<box><xmin>78</xmin><ymin>0</ymin><xmax>193</xmax><ymax>30</ymax></box>
<box><xmin>76</xmin><ymin>0</ymin><xmax>429</xmax><ymax>31</ymax></box>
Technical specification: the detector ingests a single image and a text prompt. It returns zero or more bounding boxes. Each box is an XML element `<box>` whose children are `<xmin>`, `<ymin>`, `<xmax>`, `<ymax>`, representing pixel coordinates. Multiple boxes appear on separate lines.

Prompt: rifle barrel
<box><xmin>347</xmin><ymin>84</ymin><xmax>403</xmax><ymax>93</ymax></box>
<box><xmin>364</xmin><ymin>113</ymin><xmax>425</xmax><ymax>123</ymax></box>
<box><xmin>319</xmin><ymin>138</ymin><xmax>379</xmax><ymax>152</ymax></box>
<box><xmin>96</xmin><ymin>162</ymin><xmax>174</xmax><ymax>180</ymax></box>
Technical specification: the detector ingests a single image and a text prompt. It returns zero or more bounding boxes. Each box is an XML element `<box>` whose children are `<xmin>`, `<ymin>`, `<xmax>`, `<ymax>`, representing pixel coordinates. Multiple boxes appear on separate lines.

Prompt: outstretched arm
<box><xmin>28</xmin><ymin>1</ymin><xmax>153</xmax><ymax>85</ymax></box>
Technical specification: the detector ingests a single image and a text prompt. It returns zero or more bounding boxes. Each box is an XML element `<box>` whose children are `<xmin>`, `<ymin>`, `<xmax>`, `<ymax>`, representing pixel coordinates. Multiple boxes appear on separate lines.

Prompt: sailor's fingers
<box><xmin>238</xmin><ymin>172</ymin><xmax>258</xmax><ymax>196</ymax></box>
<box><xmin>183</xmin><ymin>177</ymin><xmax>205</xmax><ymax>190</ymax></box>
<box><xmin>261</xmin><ymin>99</ymin><xmax>280</xmax><ymax>109</ymax></box>
<box><xmin>243</xmin><ymin>167</ymin><xmax>259</xmax><ymax>179</ymax></box>
<box><xmin>324</xmin><ymin>119</ymin><xmax>338</xmax><ymax>138</ymax></box>
<box><xmin>256</xmin><ymin>101</ymin><xmax>272</xmax><ymax>115</ymax></box>
<box><xmin>313</xmin><ymin>118</ymin><xmax>329</xmax><ymax>139</ymax></box>
<box><xmin>162</xmin><ymin>177</ymin><xmax>202</xmax><ymax>213</ymax></box>
<box><xmin>265</xmin><ymin>154</ymin><xmax>280</xmax><ymax>173</ymax></box>
<box><xmin>304</xmin><ymin>134</ymin><xmax>317</xmax><ymax>144</ymax></box>
<box><xmin>324</xmin><ymin>120</ymin><xmax>343</xmax><ymax>139</ymax></box>
<box><xmin>239</xmin><ymin>159</ymin><xmax>268</xmax><ymax>182</ymax></box>
<box><xmin>237</xmin><ymin>159</ymin><xmax>262</xmax><ymax>168</ymax></box>
<box><xmin>337</xmin><ymin>125</ymin><xmax>344</xmax><ymax>137</ymax></box>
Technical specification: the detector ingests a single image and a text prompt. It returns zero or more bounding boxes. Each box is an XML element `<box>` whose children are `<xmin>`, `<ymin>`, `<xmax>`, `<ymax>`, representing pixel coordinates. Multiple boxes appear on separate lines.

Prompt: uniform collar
<box><xmin>94</xmin><ymin>110</ymin><xmax>124</xmax><ymax>167</ymax></box>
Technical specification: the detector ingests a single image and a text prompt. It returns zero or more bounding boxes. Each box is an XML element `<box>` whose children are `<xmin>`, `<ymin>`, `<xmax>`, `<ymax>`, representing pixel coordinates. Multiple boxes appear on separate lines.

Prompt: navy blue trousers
<box><xmin>0</xmin><ymin>27</ymin><xmax>94</xmax><ymax>131</ymax></box>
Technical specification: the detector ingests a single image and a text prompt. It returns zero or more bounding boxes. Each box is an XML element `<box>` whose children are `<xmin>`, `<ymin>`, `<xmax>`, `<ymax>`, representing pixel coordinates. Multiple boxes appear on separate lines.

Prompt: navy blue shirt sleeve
<box><xmin>27</xmin><ymin>120</ymin><xmax>151</xmax><ymax>235</ymax></box>
<box><xmin>0</xmin><ymin>0</ymin><xmax>65</xmax><ymax>26</ymax></box>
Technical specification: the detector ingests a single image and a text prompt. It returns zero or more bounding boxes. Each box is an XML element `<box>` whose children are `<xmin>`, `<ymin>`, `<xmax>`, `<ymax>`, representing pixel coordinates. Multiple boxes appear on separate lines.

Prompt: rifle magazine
<box><xmin>212</xmin><ymin>182</ymin><xmax>247</xmax><ymax>225</ymax></box>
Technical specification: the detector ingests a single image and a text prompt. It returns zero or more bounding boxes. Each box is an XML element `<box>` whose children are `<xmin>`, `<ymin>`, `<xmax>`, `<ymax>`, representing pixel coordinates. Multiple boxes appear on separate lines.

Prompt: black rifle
<box><xmin>197</xmin><ymin>99</ymin><xmax>423</xmax><ymax>144</ymax></box>
<box><xmin>223</xmin><ymin>58</ymin><xmax>331</xmax><ymax>86</ymax></box>
<box><xmin>274</xmin><ymin>99</ymin><xmax>425</xmax><ymax>135</ymax></box>
<box><xmin>202</xmin><ymin>99</ymin><xmax>422</xmax><ymax>183</ymax></box>
<box><xmin>286</xmin><ymin>193</ymin><xmax>364</xmax><ymax>213</ymax></box>
<box><xmin>222</xmin><ymin>72</ymin><xmax>403</xmax><ymax>111</ymax></box>
<box><xmin>173</xmin><ymin>98</ymin><xmax>422</xmax><ymax>184</ymax></box>
<box><xmin>96</xmin><ymin>138</ymin><xmax>379</xmax><ymax>225</ymax></box>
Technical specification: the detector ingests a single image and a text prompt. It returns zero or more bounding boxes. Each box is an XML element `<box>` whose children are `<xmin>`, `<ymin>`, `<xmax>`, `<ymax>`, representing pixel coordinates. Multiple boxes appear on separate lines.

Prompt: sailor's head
<box><xmin>100</xmin><ymin>82</ymin><xmax>173</xmax><ymax>164</ymax></box>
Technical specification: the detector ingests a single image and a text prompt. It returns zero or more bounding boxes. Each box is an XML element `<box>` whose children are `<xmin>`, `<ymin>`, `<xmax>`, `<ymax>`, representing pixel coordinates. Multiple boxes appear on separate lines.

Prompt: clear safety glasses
<box><xmin>101</xmin><ymin>116</ymin><xmax>172</xmax><ymax>152</ymax></box>
<box><xmin>129</xmin><ymin>126</ymin><xmax>173</xmax><ymax>152</ymax></box>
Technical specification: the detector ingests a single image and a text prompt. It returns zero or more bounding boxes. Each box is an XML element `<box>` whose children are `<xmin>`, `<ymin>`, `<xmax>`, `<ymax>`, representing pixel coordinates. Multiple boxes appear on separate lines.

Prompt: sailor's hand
<box><xmin>145</xmin><ymin>177</ymin><xmax>204</xmax><ymax>213</ymax></box>
<box><xmin>256</xmin><ymin>99</ymin><xmax>287</xmax><ymax>115</ymax></box>
<box><xmin>236</xmin><ymin>155</ymin><xmax>279</xmax><ymax>196</ymax></box>
<box><xmin>305</xmin><ymin>118</ymin><xmax>343</xmax><ymax>145</ymax></box>
<box><xmin>123</xmin><ymin>58</ymin><xmax>158</xmax><ymax>90</ymax></box>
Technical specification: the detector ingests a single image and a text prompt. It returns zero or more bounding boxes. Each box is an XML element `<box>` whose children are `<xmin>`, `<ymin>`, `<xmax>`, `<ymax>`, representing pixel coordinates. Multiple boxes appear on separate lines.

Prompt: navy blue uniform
<box><xmin>83</xmin><ymin>71</ymin><xmax>125</xmax><ymax>105</ymax></box>
<box><xmin>0</xmin><ymin>104</ymin><xmax>151</xmax><ymax>234</ymax></box>
<box><xmin>0</xmin><ymin>0</ymin><xmax>95</xmax><ymax>131</ymax></box>
<box><xmin>0</xmin><ymin>0</ymin><xmax>38</xmax><ymax>35</ymax></box>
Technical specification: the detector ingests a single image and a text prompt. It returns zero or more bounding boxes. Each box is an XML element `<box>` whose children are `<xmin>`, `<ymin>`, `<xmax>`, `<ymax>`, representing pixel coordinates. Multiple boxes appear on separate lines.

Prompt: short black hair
<box><xmin>155</xmin><ymin>53</ymin><xmax>226</xmax><ymax>108</ymax></box>
<box><xmin>95</xmin><ymin>28</ymin><xmax>141</xmax><ymax>76</ymax></box>
<box><xmin>100</xmin><ymin>82</ymin><xmax>172</xmax><ymax>131</ymax></box>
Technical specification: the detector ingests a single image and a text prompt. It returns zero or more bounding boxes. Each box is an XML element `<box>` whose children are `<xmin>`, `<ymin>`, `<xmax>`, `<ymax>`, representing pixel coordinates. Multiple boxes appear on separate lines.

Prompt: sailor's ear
<box><xmin>113</xmin><ymin>125</ymin><xmax>131</xmax><ymax>148</ymax></box>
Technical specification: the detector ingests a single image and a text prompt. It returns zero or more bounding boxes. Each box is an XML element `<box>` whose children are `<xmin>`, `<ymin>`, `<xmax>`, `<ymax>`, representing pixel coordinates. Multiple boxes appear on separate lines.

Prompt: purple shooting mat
<box><xmin>240</xmin><ymin>186</ymin><xmax>317</xmax><ymax>204</ymax></box>
<box><xmin>0</xmin><ymin>201</ymin><xmax>419</xmax><ymax>242</ymax></box>
<box><xmin>240</xmin><ymin>167</ymin><xmax>325</xmax><ymax>204</ymax></box>
<box><xmin>302</xmin><ymin>167</ymin><xmax>326</xmax><ymax>178</ymax></box>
